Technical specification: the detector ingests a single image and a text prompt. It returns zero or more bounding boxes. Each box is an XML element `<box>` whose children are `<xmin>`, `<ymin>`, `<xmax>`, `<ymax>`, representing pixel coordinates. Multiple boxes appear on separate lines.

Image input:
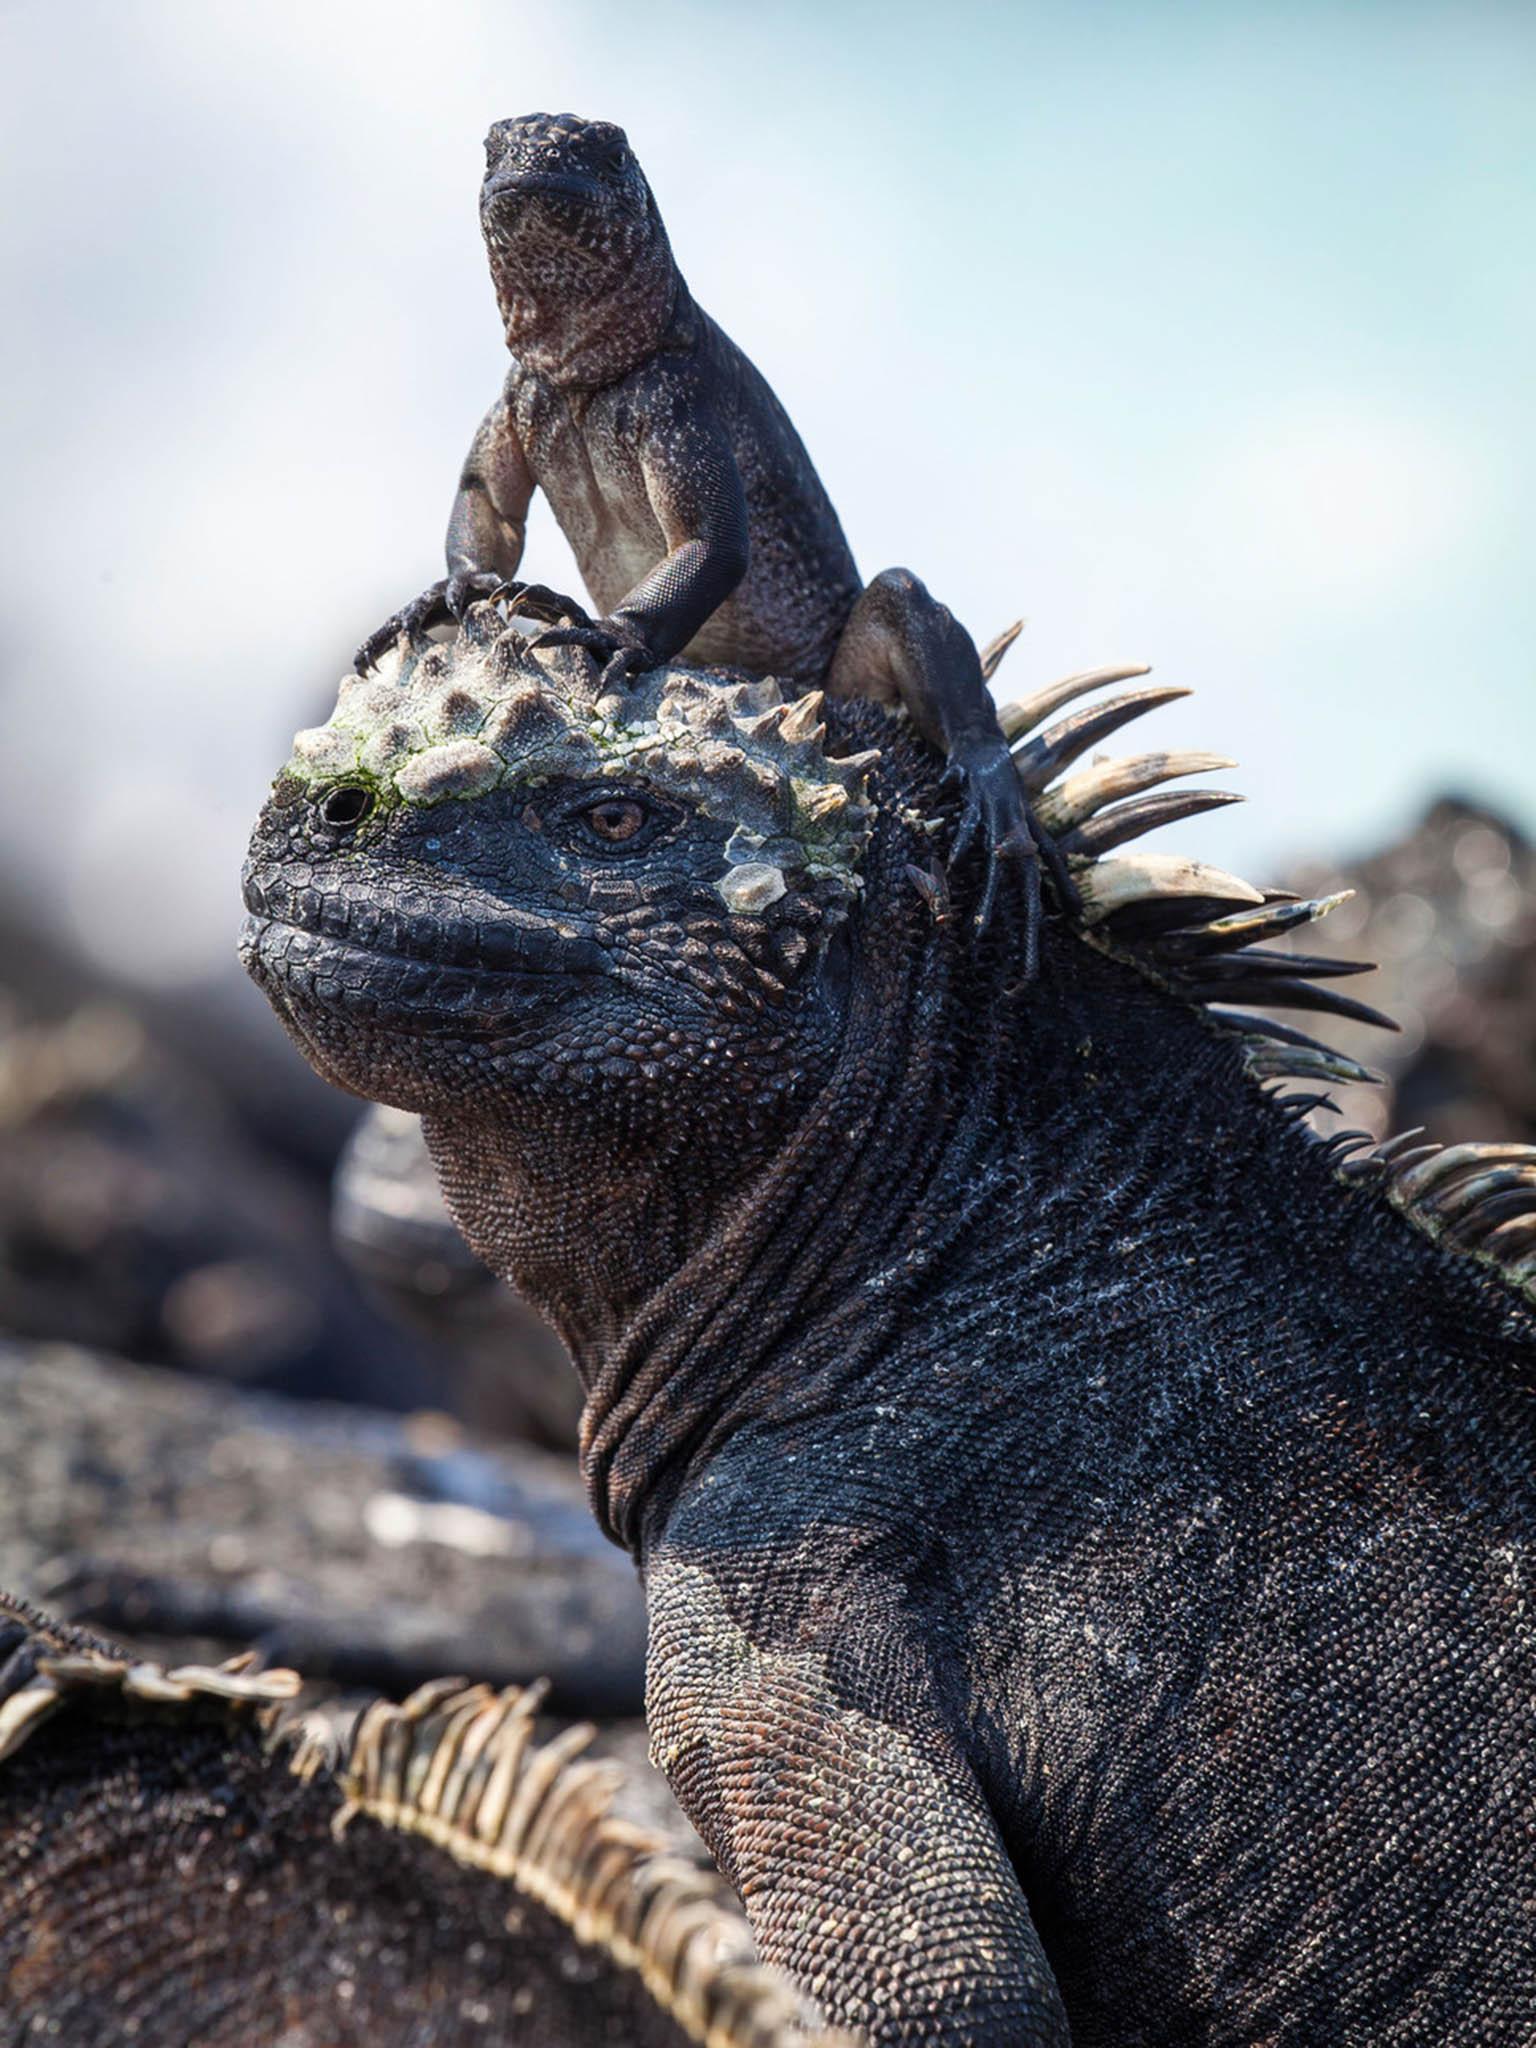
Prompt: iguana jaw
<box><xmin>238</xmin><ymin>908</ymin><xmax>609</xmax><ymax>1036</ymax></box>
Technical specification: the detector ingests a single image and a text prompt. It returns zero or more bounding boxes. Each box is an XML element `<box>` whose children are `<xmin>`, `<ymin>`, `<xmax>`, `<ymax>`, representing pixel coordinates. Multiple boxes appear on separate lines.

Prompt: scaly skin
<box><xmin>357</xmin><ymin>112</ymin><xmax>1059</xmax><ymax>941</ymax></box>
<box><xmin>244</xmin><ymin>609</ymin><xmax>1536</xmax><ymax>2046</ymax></box>
<box><xmin>0</xmin><ymin>1594</ymin><xmax>840</xmax><ymax>2048</ymax></box>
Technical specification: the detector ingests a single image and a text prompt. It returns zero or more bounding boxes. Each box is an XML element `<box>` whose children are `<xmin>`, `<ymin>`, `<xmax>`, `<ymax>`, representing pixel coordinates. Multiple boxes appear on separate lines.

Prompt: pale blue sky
<box><xmin>1</xmin><ymin>0</ymin><xmax>1531</xmax><ymax>981</ymax></box>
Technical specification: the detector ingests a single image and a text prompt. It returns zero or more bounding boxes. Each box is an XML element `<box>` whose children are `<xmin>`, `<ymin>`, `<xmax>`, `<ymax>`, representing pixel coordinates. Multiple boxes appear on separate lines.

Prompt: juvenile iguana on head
<box><xmin>243</xmin><ymin>601</ymin><xmax>1536</xmax><ymax>2045</ymax></box>
<box><xmin>358</xmin><ymin>111</ymin><xmax>1058</xmax><ymax>943</ymax></box>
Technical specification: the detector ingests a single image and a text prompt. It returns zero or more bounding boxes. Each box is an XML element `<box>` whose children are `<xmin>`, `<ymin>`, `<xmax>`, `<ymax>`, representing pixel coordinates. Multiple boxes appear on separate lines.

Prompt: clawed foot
<box><xmin>354</xmin><ymin>573</ymin><xmax>506</xmax><ymax>672</ymax></box>
<box><xmin>528</xmin><ymin>616</ymin><xmax>654</xmax><ymax>693</ymax></box>
<box><xmin>944</xmin><ymin>741</ymin><xmax>1077</xmax><ymax>972</ymax></box>
<box><xmin>354</xmin><ymin>576</ymin><xmax>594</xmax><ymax>672</ymax></box>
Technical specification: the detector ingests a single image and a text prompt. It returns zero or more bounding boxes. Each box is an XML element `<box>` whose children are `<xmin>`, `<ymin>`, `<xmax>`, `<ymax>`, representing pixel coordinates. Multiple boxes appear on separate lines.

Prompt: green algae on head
<box><xmin>284</xmin><ymin>605</ymin><xmax>879</xmax><ymax>909</ymax></box>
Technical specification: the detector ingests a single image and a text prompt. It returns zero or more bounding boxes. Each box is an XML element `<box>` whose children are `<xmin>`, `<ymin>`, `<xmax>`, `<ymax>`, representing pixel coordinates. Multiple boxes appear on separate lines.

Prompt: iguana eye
<box><xmin>320</xmin><ymin>784</ymin><xmax>372</xmax><ymax>828</ymax></box>
<box><xmin>551</xmin><ymin>784</ymin><xmax>677</xmax><ymax>855</ymax></box>
<box><xmin>584</xmin><ymin>797</ymin><xmax>647</xmax><ymax>843</ymax></box>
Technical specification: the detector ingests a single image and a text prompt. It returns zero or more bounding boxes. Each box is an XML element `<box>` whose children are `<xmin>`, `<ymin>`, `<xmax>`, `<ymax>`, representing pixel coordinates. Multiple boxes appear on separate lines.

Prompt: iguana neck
<box><xmin>422</xmin><ymin>905</ymin><xmax>1224</xmax><ymax>1548</ymax></box>
<box><xmin>493</xmin><ymin>250</ymin><xmax>687</xmax><ymax>388</ymax></box>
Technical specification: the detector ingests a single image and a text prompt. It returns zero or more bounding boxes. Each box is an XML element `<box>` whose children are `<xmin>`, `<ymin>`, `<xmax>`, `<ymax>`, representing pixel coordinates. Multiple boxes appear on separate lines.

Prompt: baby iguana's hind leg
<box><xmin>827</xmin><ymin>568</ymin><xmax>1072</xmax><ymax>963</ymax></box>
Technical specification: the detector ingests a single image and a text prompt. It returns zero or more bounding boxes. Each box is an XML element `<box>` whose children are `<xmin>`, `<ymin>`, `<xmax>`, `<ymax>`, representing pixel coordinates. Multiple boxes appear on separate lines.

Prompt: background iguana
<box><xmin>242</xmin><ymin>598</ymin><xmax>1536</xmax><ymax>2045</ymax></box>
<box><xmin>0</xmin><ymin>1592</ymin><xmax>842</xmax><ymax>2047</ymax></box>
<box><xmin>358</xmin><ymin>111</ymin><xmax>1059</xmax><ymax>941</ymax></box>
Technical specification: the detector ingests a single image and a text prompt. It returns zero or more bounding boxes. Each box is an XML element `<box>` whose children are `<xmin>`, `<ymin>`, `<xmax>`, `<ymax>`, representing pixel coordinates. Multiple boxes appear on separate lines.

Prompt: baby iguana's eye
<box><xmin>320</xmin><ymin>784</ymin><xmax>373</xmax><ymax>828</ymax></box>
<box><xmin>585</xmin><ymin>797</ymin><xmax>647</xmax><ymax>843</ymax></box>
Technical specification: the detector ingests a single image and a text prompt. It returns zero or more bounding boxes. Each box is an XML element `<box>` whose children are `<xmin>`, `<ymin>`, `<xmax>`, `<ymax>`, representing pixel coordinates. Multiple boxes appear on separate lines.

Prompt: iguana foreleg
<box><xmin>357</xmin><ymin>395</ymin><xmax>537</xmax><ymax>671</ymax></box>
<box><xmin>646</xmin><ymin>1554</ymin><xmax>1070</xmax><ymax>2048</ymax></box>
<box><xmin>827</xmin><ymin>568</ymin><xmax>1073</xmax><ymax>954</ymax></box>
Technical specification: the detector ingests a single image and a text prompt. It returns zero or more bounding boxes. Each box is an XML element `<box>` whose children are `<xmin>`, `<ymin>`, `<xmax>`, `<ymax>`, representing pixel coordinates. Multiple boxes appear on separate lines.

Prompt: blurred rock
<box><xmin>1275</xmin><ymin>796</ymin><xmax>1536</xmax><ymax>1140</ymax></box>
<box><xmin>0</xmin><ymin>874</ymin><xmax>358</xmax><ymax>1172</ymax></box>
<box><xmin>335</xmin><ymin>1105</ymin><xmax>582</xmax><ymax>1450</ymax></box>
<box><xmin>0</xmin><ymin>997</ymin><xmax>441</xmax><ymax>1409</ymax></box>
<box><xmin>0</xmin><ymin>1342</ymin><xmax>644</xmax><ymax>1715</ymax></box>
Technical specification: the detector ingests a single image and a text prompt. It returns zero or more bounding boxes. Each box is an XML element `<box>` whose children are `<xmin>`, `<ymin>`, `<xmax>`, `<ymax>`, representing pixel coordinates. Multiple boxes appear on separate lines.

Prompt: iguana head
<box><xmin>248</xmin><ymin>600</ymin><xmax>1536</xmax><ymax>1541</ymax></box>
<box><xmin>241</xmin><ymin>599</ymin><xmax>880</xmax><ymax>1140</ymax></box>
<box><xmin>479</xmin><ymin>112</ymin><xmax>676</xmax><ymax>380</ymax></box>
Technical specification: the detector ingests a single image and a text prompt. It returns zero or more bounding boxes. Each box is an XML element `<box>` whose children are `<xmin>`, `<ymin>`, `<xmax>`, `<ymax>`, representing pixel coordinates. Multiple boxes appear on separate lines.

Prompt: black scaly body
<box><xmin>358</xmin><ymin>111</ymin><xmax>1056</xmax><ymax>942</ymax></box>
<box><xmin>242</xmin><ymin>608</ymin><xmax>1536</xmax><ymax>2045</ymax></box>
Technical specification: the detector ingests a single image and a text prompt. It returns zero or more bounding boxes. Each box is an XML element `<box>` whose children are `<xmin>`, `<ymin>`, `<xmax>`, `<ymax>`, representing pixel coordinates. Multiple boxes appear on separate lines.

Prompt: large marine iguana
<box><xmin>241</xmin><ymin>598</ymin><xmax>1536</xmax><ymax>2044</ymax></box>
<box><xmin>357</xmin><ymin>111</ymin><xmax>1057</xmax><ymax>941</ymax></box>
<box><xmin>0</xmin><ymin>1593</ymin><xmax>844</xmax><ymax>2046</ymax></box>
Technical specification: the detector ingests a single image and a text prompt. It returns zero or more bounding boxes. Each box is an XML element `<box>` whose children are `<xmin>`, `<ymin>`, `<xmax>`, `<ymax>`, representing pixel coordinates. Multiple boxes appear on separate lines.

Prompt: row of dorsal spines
<box><xmin>0</xmin><ymin>1599</ymin><xmax>852</xmax><ymax>2048</ymax></box>
<box><xmin>1333</xmin><ymin>1136</ymin><xmax>1536</xmax><ymax>1298</ymax></box>
<box><xmin>332</xmin><ymin>1676</ymin><xmax>853</xmax><ymax>2048</ymax></box>
<box><xmin>996</xmin><ymin>653</ymin><xmax>1536</xmax><ymax>1309</ymax></box>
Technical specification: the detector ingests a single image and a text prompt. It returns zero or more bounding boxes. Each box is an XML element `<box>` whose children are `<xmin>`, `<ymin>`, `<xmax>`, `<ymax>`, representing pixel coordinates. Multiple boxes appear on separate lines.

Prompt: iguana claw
<box><xmin>944</xmin><ymin>742</ymin><xmax>1077</xmax><ymax>967</ymax></box>
<box><xmin>529</xmin><ymin>619</ymin><xmax>653</xmax><ymax>693</ymax></box>
<box><xmin>354</xmin><ymin>573</ymin><xmax>506</xmax><ymax>672</ymax></box>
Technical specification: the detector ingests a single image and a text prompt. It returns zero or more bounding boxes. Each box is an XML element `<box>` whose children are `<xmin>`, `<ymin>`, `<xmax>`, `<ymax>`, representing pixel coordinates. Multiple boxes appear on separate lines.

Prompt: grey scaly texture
<box><xmin>244</xmin><ymin>602</ymin><xmax>1536</xmax><ymax>2044</ymax></box>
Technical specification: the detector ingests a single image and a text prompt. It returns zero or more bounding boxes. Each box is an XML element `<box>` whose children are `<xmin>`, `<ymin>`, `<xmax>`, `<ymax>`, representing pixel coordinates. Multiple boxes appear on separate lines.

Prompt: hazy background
<box><xmin>2</xmin><ymin>0</ymin><xmax>1532</xmax><ymax>990</ymax></box>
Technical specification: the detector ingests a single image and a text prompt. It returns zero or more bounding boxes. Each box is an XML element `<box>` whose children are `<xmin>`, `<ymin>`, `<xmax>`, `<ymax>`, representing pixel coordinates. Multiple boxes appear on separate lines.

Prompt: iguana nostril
<box><xmin>321</xmin><ymin>785</ymin><xmax>372</xmax><ymax>828</ymax></box>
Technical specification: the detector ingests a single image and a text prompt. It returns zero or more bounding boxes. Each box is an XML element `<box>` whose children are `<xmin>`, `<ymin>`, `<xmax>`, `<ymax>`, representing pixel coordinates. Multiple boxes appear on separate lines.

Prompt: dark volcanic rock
<box><xmin>0</xmin><ymin>995</ymin><xmax>441</xmax><ymax>1410</ymax></box>
<box><xmin>0</xmin><ymin>1343</ymin><xmax>645</xmax><ymax>1715</ymax></box>
<box><xmin>335</xmin><ymin>1104</ymin><xmax>583</xmax><ymax>1449</ymax></box>
<box><xmin>1275</xmin><ymin>796</ymin><xmax>1536</xmax><ymax>1139</ymax></box>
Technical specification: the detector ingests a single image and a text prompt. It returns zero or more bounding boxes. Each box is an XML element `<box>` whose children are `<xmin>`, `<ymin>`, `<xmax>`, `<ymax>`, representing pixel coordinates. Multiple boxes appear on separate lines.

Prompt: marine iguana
<box><xmin>0</xmin><ymin>1593</ymin><xmax>844</xmax><ymax>2046</ymax></box>
<box><xmin>242</xmin><ymin>598</ymin><xmax>1536</xmax><ymax>2045</ymax></box>
<box><xmin>357</xmin><ymin>111</ymin><xmax>1057</xmax><ymax>942</ymax></box>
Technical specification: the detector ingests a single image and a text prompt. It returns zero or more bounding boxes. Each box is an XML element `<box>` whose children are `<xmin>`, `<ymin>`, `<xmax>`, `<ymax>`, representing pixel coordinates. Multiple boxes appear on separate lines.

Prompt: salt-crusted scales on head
<box><xmin>280</xmin><ymin>603</ymin><xmax>1536</xmax><ymax>1309</ymax></box>
<box><xmin>286</xmin><ymin>603</ymin><xmax>878</xmax><ymax>912</ymax></box>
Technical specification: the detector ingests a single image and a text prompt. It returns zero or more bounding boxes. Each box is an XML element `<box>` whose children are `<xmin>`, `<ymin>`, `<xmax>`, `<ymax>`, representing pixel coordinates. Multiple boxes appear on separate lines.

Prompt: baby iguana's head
<box><xmin>479</xmin><ymin>112</ymin><xmax>676</xmax><ymax>379</ymax></box>
<box><xmin>241</xmin><ymin>603</ymin><xmax>880</xmax><ymax>1133</ymax></box>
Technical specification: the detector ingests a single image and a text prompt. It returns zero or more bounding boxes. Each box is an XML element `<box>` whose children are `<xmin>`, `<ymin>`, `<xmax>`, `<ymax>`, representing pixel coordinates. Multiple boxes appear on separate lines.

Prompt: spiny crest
<box><xmin>1332</xmin><ymin>1136</ymin><xmax>1536</xmax><ymax>1301</ymax></box>
<box><xmin>996</xmin><ymin>655</ymin><xmax>1536</xmax><ymax>1310</ymax></box>
<box><xmin>286</xmin><ymin>600</ymin><xmax>877</xmax><ymax>908</ymax></box>
<box><xmin>0</xmin><ymin>1630</ymin><xmax>300</xmax><ymax>1764</ymax></box>
<box><xmin>330</xmin><ymin>1678</ymin><xmax>852</xmax><ymax>2048</ymax></box>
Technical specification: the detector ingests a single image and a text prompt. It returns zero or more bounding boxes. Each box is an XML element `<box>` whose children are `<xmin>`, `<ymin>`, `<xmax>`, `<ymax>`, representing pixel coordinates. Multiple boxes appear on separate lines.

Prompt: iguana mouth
<box><xmin>239</xmin><ymin>916</ymin><xmax>606</xmax><ymax>1041</ymax></box>
<box><xmin>482</xmin><ymin>170</ymin><xmax>603</xmax><ymax>213</ymax></box>
<box><xmin>241</xmin><ymin>869</ymin><xmax>610</xmax><ymax>979</ymax></box>
<box><xmin>239</xmin><ymin>870</ymin><xmax>612</xmax><ymax>1039</ymax></box>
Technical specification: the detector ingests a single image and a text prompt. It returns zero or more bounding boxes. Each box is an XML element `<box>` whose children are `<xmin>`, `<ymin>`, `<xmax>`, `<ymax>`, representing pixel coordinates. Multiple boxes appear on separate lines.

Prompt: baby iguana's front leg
<box><xmin>646</xmin><ymin>1553</ymin><xmax>1069</xmax><ymax>2047</ymax></box>
<box><xmin>827</xmin><ymin>569</ymin><xmax>1074</xmax><ymax>960</ymax></box>
<box><xmin>356</xmin><ymin>393</ymin><xmax>537</xmax><ymax>672</ymax></box>
<box><xmin>532</xmin><ymin>375</ymin><xmax>752</xmax><ymax>690</ymax></box>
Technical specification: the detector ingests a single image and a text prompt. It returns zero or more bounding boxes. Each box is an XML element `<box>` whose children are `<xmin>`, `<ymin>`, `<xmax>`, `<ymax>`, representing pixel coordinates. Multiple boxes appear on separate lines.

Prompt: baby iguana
<box><xmin>358</xmin><ymin>111</ymin><xmax>1057</xmax><ymax>942</ymax></box>
<box><xmin>244</xmin><ymin>604</ymin><xmax>1536</xmax><ymax>2045</ymax></box>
